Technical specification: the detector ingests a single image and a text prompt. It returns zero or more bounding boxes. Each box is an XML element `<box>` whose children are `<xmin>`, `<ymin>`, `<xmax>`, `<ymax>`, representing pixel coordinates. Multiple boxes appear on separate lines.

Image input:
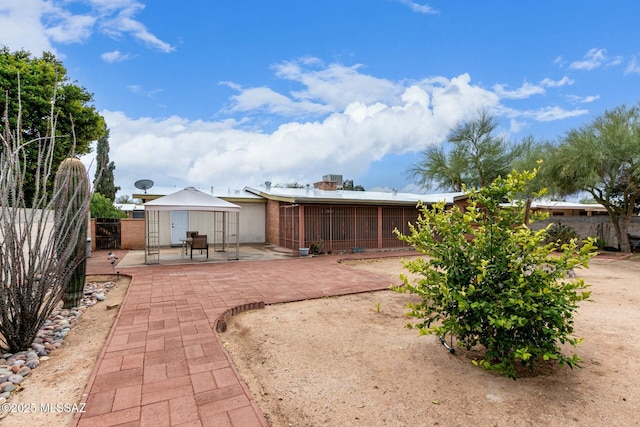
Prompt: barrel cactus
<box><xmin>53</xmin><ymin>158</ymin><xmax>91</xmax><ymax>309</ymax></box>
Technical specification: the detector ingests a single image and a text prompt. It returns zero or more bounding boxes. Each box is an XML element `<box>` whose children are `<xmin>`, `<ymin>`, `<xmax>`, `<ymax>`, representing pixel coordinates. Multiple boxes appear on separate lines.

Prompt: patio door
<box><xmin>171</xmin><ymin>210</ymin><xmax>189</xmax><ymax>245</ymax></box>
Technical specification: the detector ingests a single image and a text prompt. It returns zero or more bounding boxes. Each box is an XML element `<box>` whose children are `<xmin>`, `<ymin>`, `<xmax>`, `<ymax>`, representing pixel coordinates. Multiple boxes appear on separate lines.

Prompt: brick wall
<box><xmin>90</xmin><ymin>218</ymin><xmax>146</xmax><ymax>250</ymax></box>
<box><xmin>530</xmin><ymin>216</ymin><xmax>640</xmax><ymax>249</ymax></box>
<box><xmin>121</xmin><ymin>218</ymin><xmax>145</xmax><ymax>249</ymax></box>
<box><xmin>265</xmin><ymin>199</ymin><xmax>280</xmax><ymax>245</ymax></box>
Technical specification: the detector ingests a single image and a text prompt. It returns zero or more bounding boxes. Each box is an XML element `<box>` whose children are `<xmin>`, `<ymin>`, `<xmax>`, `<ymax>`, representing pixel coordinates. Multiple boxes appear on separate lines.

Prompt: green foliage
<box><xmin>542</xmin><ymin>104</ymin><xmax>640</xmax><ymax>252</ymax></box>
<box><xmin>0</xmin><ymin>47</ymin><xmax>105</xmax><ymax>205</ymax></box>
<box><xmin>53</xmin><ymin>158</ymin><xmax>91</xmax><ymax>309</ymax></box>
<box><xmin>544</xmin><ymin>222</ymin><xmax>581</xmax><ymax>246</ymax></box>
<box><xmin>410</xmin><ymin>110</ymin><xmax>526</xmax><ymax>191</ymax></box>
<box><xmin>91</xmin><ymin>192</ymin><xmax>127</xmax><ymax>219</ymax></box>
<box><xmin>343</xmin><ymin>179</ymin><xmax>365</xmax><ymax>191</ymax></box>
<box><xmin>115</xmin><ymin>195</ymin><xmax>135</xmax><ymax>204</ymax></box>
<box><xmin>94</xmin><ymin>125</ymin><xmax>120</xmax><ymax>201</ymax></box>
<box><xmin>394</xmin><ymin>169</ymin><xmax>595</xmax><ymax>379</ymax></box>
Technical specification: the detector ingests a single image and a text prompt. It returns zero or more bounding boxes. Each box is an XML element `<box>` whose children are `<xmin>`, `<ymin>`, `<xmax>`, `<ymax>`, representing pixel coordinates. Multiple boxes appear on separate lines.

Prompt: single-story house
<box><xmin>243</xmin><ymin>179</ymin><xmax>462</xmax><ymax>253</ymax></box>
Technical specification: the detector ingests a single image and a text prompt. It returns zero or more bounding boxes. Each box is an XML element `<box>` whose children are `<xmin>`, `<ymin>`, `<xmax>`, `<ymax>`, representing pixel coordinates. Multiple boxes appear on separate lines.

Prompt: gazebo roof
<box><xmin>143</xmin><ymin>187</ymin><xmax>241</xmax><ymax>212</ymax></box>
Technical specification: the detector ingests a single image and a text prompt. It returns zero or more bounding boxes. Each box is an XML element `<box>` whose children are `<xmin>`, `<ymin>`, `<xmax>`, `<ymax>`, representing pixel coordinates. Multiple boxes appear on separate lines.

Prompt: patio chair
<box><xmin>190</xmin><ymin>234</ymin><xmax>209</xmax><ymax>259</ymax></box>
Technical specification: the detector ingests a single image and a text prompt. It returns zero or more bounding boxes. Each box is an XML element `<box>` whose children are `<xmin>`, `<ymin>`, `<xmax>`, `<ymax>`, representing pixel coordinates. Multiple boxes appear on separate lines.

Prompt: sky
<box><xmin>2</xmin><ymin>1</ymin><xmax>640</xmax><ymax>198</ymax></box>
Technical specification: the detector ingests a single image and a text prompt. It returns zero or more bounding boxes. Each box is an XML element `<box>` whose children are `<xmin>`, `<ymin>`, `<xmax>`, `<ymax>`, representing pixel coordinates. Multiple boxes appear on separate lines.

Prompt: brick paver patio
<box><xmin>73</xmin><ymin>250</ymin><xmax>408</xmax><ymax>426</ymax></box>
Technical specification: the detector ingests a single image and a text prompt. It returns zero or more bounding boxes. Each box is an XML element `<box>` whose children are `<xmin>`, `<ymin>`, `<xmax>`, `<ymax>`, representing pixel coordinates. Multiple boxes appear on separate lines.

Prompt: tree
<box><xmin>0</xmin><ymin>47</ymin><xmax>105</xmax><ymax>204</ymax></box>
<box><xmin>394</xmin><ymin>169</ymin><xmax>595</xmax><ymax>379</ymax></box>
<box><xmin>410</xmin><ymin>110</ymin><xmax>521</xmax><ymax>191</ymax></box>
<box><xmin>94</xmin><ymin>125</ymin><xmax>120</xmax><ymax>201</ymax></box>
<box><xmin>115</xmin><ymin>195</ymin><xmax>135</xmax><ymax>204</ymax></box>
<box><xmin>0</xmin><ymin>87</ymin><xmax>92</xmax><ymax>352</ymax></box>
<box><xmin>543</xmin><ymin>104</ymin><xmax>640</xmax><ymax>253</ymax></box>
<box><xmin>343</xmin><ymin>179</ymin><xmax>365</xmax><ymax>191</ymax></box>
<box><xmin>91</xmin><ymin>192</ymin><xmax>127</xmax><ymax>219</ymax></box>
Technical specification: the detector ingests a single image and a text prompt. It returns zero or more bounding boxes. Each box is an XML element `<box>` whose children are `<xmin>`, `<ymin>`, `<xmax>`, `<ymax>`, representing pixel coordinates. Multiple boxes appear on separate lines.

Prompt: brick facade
<box><xmin>90</xmin><ymin>218</ymin><xmax>145</xmax><ymax>251</ymax></box>
<box><xmin>120</xmin><ymin>219</ymin><xmax>145</xmax><ymax>249</ymax></box>
<box><xmin>265</xmin><ymin>199</ymin><xmax>281</xmax><ymax>245</ymax></box>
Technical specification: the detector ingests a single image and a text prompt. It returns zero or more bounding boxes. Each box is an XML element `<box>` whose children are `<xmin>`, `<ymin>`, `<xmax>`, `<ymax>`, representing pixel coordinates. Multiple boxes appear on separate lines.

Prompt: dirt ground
<box><xmin>223</xmin><ymin>255</ymin><xmax>640</xmax><ymax>427</ymax></box>
<box><xmin>2</xmin><ymin>255</ymin><xmax>639</xmax><ymax>426</ymax></box>
<box><xmin>1</xmin><ymin>274</ymin><xmax>131</xmax><ymax>427</ymax></box>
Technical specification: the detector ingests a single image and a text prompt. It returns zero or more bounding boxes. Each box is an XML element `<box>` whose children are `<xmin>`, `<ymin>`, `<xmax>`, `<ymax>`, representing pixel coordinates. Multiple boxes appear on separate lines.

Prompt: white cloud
<box><xmin>493</xmin><ymin>76</ymin><xmax>574</xmax><ymax>100</ymax></box>
<box><xmin>567</xmin><ymin>94</ymin><xmax>600</xmax><ymax>104</ymax></box>
<box><xmin>0</xmin><ymin>0</ymin><xmax>173</xmax><ymax>55</ymax></box>
<box><xmin>625</xmin><ymin>57</ymin><xmax>640</xmax><ymax>75</ymax></box>
<box><xmin>540</xmin><ymin>76</ymin><xmax>574</xmax><ymax>87</ymax></box>
<box><xmin>527</xmin><ymin>106</ymin><xmax>589</xmax><ymax>122</ymax></box>
<box><xmin>76</xmin><ymin>60</ymin><xmax>588</xmax><ymax>196</ymax></box>
<box><xmin>570</xmin><ymin>48</ymin><xmax>607</xmax><ymax>70</ymax></box>
<box><xmin>0</xmin><ymin>0</ymin><xmax>56</xmax><ymax>54</ymax></box>
<box><xmin>95</xmin><ymin>71</ymin><xmax>505</xmax><ymax>194</ymax></box>
<box><xmin>493</xmin><ymin>82</ymin><xmax>545</xmax><ymax>99</ymax></box>
<box><xmin>99</xmin><ymin>2</ymin><xmax>174</xmax><ymax>52</ymax></box>
<box><xmin>396</xmin><ymin>0</ymin><xmax>438</xmax><ymax>14</ymax></box>
<box><xmin>101</xmin><ymin>50</ymin><xmax>131</xmax><ymax>63</ymax></box>
<box><xmin>272</xmin><ymin>59</ymin><xmax>404</xmax><ymax>111</ymax></box>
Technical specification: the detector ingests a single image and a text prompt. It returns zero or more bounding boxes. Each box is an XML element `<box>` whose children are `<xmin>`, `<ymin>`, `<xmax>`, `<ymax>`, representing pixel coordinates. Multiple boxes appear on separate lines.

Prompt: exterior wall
<box><xmin>90</xmin><ymin>218</ymin><xmax>145</xmax><ymax>250</ymax></box>
<box><xmin>237</xmin><ymin>202</ymin><xmax>265</xmax><ymax>243</ymax></box>
<box><xmin>121</xmin><ymin>219</ymin><xmax>145</xmax><ymax>249</ymax></box>
<box><xmin>530</xmin><ymin>216</ymin><xmax>640</xmax><ymax>249</ymax></box>
<box><xmin>152</xmin><ymin>201</ymin><xmax>267</xmax><ymax>247</ymax></box>
<box><xmin>277</xmin><ymin>203</ymin><xmax>420</xmax><ymax>252</ymax></box>
<box><xmin>265</xmin><ymin>199</ymin><xmax>281</xmax><ymax>245</ymax></box>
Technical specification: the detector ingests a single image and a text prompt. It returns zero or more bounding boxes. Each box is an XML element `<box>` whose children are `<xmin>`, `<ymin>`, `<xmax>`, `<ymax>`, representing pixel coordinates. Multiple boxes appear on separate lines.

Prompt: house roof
<box><xmin>500</xmin><ymin>199</ymin><xmax>608</xmax><ymax>212</ymax></box>
<box><xmin>143</xmin><ymin>187</ymin><xmax>241</xmax><ymax>212</ymax></box>
<box><xmin>243</xmin><ymin>186</ymin><xmax>462</xmax><ymax>206</ymax></box>
<box><xmin>134</xmin><ymin>187</ymin><xmax>263</xmax><ymax>204</ymax></box>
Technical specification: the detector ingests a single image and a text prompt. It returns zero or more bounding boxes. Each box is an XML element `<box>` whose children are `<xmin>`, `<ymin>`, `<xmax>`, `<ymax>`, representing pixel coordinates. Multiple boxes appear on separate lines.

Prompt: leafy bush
<box><xmin>90</xmin><ymin>192</ymin><xmax>127</xmax><ymax>218</ymax></box>
<box><xmin>545</xmin><ymin>222</ymin><xmax>581</xmax><ymax>246</ymax></box>
<box><xmin>393</xmin><ymin>170</ymin><xmax>595</xmax><ymax>379</ymax></box>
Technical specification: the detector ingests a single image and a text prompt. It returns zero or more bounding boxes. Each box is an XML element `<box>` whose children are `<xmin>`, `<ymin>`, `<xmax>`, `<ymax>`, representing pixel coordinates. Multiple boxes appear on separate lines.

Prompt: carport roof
<box><xmin>144</xmin><ymin>186</ymin><xmax>241</xmax><ymax>212</ymax></box>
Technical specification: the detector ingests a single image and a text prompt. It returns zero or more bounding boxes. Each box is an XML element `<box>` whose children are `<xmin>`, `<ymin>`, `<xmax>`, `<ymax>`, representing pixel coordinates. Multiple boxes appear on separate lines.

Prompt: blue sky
<box><xmin>2</xmin><ymin>1</ymin><xmax>640</xmax><ymax>197</ymax></box>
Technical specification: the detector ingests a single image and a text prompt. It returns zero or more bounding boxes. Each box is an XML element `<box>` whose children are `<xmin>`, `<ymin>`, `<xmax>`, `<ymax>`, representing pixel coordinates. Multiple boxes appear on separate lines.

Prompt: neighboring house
<box><xmin>115</xmin><ymin>203</ymin><xmax>145</xmax><ymax>219</ymax></box>
<box><xmin>244</xmin><ymin>177</ymin><xmax>462</xmax><ymax>253</ymax></box>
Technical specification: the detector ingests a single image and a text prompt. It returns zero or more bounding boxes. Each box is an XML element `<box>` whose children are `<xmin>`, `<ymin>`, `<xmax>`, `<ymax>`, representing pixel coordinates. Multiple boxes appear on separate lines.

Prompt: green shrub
<box><xmin>393</xmin><ymin>169</ymin><xmax>595</xmax><ymax>379</ymax></box>
<box><xmin>545</xmin><ymin>222</ymin><xmax>581</xmax><ymax>246</ymax></box>
<box><xmin>90</xmin><ymin>192</ymin><xmax>127</xmax><ymax>218</ymax></box>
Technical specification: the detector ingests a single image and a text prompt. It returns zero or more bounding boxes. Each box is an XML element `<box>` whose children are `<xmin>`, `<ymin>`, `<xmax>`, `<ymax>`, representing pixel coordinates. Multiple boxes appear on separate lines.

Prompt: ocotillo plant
<box><xmin>53</xmin><ymin>158</ymin><xmax>91</xmax><ymax>309</ymax></box>
<box><xmin>1</xmin><ymin>90</ymin><xmax>93</xmax><ymax>353</ymax></box>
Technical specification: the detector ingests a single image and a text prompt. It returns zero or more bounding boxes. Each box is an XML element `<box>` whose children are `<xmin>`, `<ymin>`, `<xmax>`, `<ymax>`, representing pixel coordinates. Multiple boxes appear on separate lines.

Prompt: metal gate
<box><xmin>95</xmin><ymin>218</ymin><xmax>121</xmax><ymax>249</ymax></box>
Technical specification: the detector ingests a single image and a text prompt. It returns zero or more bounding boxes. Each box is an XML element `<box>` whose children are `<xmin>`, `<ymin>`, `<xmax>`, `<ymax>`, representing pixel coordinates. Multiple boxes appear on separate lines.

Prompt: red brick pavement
<box><xmin>74</xmin><ymin>250</ymin><xmax>411</xmax><ymax>426</ymax></box>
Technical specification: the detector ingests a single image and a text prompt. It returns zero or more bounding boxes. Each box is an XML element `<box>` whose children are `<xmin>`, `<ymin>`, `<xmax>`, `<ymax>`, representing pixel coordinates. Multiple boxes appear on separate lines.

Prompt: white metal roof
<box><xmin>144</xmin><ymin>187</ymin><xmax>241</xmax><ymax>212</ymax></box>
<box><xmin>243</xmin><ymin>186</ymin><xmax>462</xmax><ymax>205</ymax></box>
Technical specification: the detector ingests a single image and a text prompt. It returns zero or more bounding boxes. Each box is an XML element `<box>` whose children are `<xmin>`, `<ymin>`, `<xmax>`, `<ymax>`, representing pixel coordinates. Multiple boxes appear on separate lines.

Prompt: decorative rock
<box><xmin>0</xmin><ymin>278</ymin><xmax>118</xmax><ymax>400</ymax></box>
<box><xmin>7</xmin><ymin>375</ymin><xmax>23</xmax><ymax>384</ymax></box>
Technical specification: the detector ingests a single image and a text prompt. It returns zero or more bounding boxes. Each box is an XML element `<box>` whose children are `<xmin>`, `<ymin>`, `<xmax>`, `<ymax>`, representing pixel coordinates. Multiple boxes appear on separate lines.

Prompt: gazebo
<box><xmin>143</xmin><ymin>187</ymin><xmax>241</xmax><ymax>264</ymax></box>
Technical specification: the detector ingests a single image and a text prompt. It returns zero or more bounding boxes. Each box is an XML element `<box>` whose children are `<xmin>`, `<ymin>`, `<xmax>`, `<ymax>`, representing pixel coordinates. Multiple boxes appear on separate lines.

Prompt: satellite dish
<box><xmin>134</xmin><ymin>179</ymin><xmax>154</xmax><ymax>193</ymax></box>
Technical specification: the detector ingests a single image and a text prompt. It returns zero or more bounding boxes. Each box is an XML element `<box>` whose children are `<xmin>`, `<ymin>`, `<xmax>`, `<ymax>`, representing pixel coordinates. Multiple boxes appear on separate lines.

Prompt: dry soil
<box><xmin>223</xmin><ymin>255</ymin><xmax>640</xmax><ymax>427</ymax></box>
